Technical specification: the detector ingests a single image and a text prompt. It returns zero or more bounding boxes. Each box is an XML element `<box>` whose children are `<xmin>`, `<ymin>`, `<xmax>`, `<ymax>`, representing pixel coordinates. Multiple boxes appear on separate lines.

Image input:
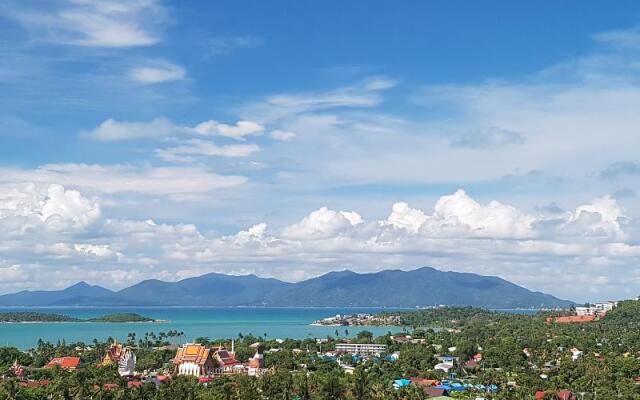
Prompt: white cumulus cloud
<box><xmin>193</xmin><ymin>120</ymin><xmax>264</xmax><ymax>140</ymax></box>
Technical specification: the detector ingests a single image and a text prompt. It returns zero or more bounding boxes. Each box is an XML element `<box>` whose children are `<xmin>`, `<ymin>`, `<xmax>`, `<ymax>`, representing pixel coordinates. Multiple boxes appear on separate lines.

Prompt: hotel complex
<box><xmin>334</xmin><ymin>343</ymin><xmax>388</xmax><ymax>355</ymax></box>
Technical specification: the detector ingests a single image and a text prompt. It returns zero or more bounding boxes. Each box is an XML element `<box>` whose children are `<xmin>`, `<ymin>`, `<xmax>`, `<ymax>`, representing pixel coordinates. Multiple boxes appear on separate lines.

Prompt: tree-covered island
<box><xmin>0</xmin><ymin>312</ymin><xmax>158</xmax><ymax>323</ymax></box>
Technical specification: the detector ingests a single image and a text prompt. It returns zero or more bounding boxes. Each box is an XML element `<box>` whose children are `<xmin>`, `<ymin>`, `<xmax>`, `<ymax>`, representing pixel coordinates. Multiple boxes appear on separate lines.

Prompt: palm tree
<box><xmin>352</xmin><ymin>368</ymin><xmax>368</xmax><ymax>400</ymax></box>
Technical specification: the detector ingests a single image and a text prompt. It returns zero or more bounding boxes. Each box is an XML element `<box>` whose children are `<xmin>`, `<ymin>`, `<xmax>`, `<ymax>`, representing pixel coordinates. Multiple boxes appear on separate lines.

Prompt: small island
<box><xmin>0</xmin><ymin>312</ymin><xmax>81</xmax><ymax>323</ymax></box>
<box><xmin>0</xmin><ymin>312</ymin><xmax>160</xmax><ymax>323</ymax></box>
<box><xmin>87</xmin><ymin>313</ymin><xmax>156</xmax><ymax>323</ymax></box>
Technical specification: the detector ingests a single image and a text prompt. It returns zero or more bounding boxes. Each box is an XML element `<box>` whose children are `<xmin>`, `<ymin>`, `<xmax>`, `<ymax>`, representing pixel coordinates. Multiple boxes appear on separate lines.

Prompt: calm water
<box><xmin>0</xmin><ymin>307</ymin><xmax>408</xmax><ymax>349</ymax></box>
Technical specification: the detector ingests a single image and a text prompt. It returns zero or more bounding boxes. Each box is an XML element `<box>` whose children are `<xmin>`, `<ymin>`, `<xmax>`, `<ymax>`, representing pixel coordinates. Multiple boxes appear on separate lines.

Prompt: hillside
<box><xmin>258</xmin><ymin>268</ymin><xmax>572</xmax><ymax>308</ymax></box>
<box><xmin>0</xmin><ymin>267</ymin><xmax>572</xmax><ymax>308</ymax></box>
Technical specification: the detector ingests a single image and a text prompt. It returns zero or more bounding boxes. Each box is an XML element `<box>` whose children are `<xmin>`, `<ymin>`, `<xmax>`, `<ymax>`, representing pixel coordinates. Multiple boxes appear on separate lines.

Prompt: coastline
<box><xmin>0</xmin><ymin>320</ymin><xmax>168</xmax><ymax>324</ymax></box>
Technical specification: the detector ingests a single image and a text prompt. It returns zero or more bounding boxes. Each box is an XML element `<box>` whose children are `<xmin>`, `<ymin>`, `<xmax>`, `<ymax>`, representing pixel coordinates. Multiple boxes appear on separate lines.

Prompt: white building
<box><xmin>434</xmin><ymin>362</ymin><xmax>454</xmax><ymax>372</ymax></box>
<box><xmin>335</xmin><ymin>343</ymin><xmax>388</xmax><ymax>355</ymax></box>
<box><xmin>570</xmin><ymin>347</ymin><xmax>583</xmax><ymax>361</ymax></box>
<box><xmin>576</xmin><ymin>301</ymin><xmax>617</xmax><ymax>316</ymax></box>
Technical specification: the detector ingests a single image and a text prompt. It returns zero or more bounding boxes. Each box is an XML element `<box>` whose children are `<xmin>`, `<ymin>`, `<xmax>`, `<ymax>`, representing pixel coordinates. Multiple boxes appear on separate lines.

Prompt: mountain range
<box><xmin>0</xmin><ymin>267</ymin><xmax>572</xmax><ymax>308</ymax></box>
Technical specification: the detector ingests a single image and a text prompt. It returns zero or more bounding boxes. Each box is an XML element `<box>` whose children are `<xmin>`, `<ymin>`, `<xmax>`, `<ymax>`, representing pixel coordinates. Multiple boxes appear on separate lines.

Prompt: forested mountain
<box><xmin>0</xmin><ymin>267</ymin><xmax>572</xmax><ymax>308</ymax></box>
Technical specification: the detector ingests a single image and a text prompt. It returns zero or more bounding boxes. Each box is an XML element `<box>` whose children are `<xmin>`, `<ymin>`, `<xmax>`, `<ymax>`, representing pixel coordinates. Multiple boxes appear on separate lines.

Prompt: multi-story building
<box><xmin>575</xmin><ymin>301</ymin><xmax>617</xmax><ymax>316</ymax></box>
<box><xmin>335</xmin><ymin>343</ymin><xmax>387</xmax><ymax>355</ymax></box>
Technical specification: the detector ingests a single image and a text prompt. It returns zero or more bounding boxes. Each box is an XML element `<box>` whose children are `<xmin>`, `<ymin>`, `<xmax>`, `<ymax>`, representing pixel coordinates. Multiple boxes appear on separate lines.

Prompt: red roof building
<box><xmin>409</xmin><ymin>377</ymin><xmax>439</xmax><ymax>386</ymax></box>
<box><xmin>464</xmin><ymin>359</ymin><xmax>478</xmax><ymax>368</ymax></box>
<box><xmin>212</xmin><ymin>347</ymin><xmax>240</xmax><ymax>372</ymax></box>
<box><xmin>546</xmin><ymin>315</ymin><xmax>596</xmax><ymax>324</ymax></box>
<box><xmin>45</xmin><ymin>357</ymin><xmax>81</xmax><ymax>370</ymax></box>
<box><xmin>424</xmin><ymin>387</ymin><xmax>449</xmax><ymax>397</ymax></box>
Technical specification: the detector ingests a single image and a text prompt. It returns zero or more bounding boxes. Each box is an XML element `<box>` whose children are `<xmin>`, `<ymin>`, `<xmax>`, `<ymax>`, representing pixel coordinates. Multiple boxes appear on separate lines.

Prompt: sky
<box><xmin>1</xmin><ymin>1</ymin><xmax>640</xmax><ymax>302</ymax></box>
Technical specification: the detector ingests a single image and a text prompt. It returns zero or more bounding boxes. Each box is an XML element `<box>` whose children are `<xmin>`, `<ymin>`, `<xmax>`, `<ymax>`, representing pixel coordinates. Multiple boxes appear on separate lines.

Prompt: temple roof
<box><xmin>173</xmin><ymin>344</ymin><xmax>212</xmax><ymax>366</ymax></box>
<box><xmin>45</xmin><ymin>357</ymin><xmax>81</xmax><ymax>369</ymax></box>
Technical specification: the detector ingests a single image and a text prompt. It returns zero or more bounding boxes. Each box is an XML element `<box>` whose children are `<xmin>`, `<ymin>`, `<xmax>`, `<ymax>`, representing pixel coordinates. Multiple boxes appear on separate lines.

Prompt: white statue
<box><xmin>118</xmin><ymin>348</ymin><xmax>136</xmax><ymax>377</ymax></box>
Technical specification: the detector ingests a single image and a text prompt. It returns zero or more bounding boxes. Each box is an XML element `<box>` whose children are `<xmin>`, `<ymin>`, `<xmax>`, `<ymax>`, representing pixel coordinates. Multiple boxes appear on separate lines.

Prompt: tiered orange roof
<box><xmin>173</xmin><ymin>344</ymin><xmax>212</xmax><ymax>366</ymax></box>
<box><xmin>101</xmin><ymin>343</ymin><xmax>124</xmax><ymax>366</ymax></box>
<box><xmin>45</xmin><ymin>357</ymin><xmax>81</xmax><ymax>369</ymax></box>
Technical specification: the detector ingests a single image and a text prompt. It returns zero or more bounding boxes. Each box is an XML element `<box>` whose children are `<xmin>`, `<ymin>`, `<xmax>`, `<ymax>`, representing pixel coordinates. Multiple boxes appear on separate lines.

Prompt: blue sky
<box><xmin>2</xmin><ymin>0</ymin><xmax>640</xmax><ymax>302</ymax></box>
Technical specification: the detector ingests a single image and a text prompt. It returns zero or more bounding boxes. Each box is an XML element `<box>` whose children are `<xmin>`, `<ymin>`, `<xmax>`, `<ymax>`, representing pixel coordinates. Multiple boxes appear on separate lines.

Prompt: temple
<box><xmin>173</xmin><ymin>342</ymin><xmax>266</xmax><ymax>377</ymax></box>
<box><xmin>173</xmin><ymin>343</ymin><xmax>216</xmax><ymax>377</ymax></box>
<box><xmin>212</xmin><ymin>346</ymin><xmax>240</xmax><ymax>373</ymax></box>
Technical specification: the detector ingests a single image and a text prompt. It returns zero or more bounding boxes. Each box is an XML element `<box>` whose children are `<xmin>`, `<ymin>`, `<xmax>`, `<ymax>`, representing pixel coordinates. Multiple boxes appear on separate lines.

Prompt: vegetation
<box><xmin>3</xmin><ymin>302</ymin><xmax>640</xmax><ymax>399</ymax></box>
<box><xmin>87</xmin><ymin>313</ymin><xmax>156</xmax><ymax>323</ymax></box>
<box><xmin>0</xmin><ymin>312</ymin><xmax>156</xmax><ymax>323</ymax></box>
<box><xmin>0</xmin><ymin>312</ymin><xmax>80</xmax><ymax>323</ymax></box>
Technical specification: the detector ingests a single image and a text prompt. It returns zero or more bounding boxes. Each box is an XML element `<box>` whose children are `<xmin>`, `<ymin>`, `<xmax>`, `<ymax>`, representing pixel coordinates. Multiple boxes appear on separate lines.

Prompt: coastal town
<box><xmin>1</xmin><ymin>300</ymin><xmax>639</xmax><ymax>399</ymax></box>
<box><xmin>311</xmin><ymin>313</ymin><xmax>401</xmax><ymax>327</ymax></box>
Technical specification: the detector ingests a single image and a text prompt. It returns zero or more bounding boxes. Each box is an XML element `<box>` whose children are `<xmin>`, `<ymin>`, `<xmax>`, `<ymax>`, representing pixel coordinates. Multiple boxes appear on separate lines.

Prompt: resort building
<box><xmin>575</xmin><ymin>301</ymin><xmax>617</xmax><ymax>316</ymax></box>
<box><xmin>45</xmin><ymin>357</ymin><xmax>80</xmax><ymax>370</ymax></box>
<box><xmin>334</xmin><ymin>343</ymin><xmax>388</xmax><ymax>355</ymax></box>
<box><xmin>173</xmin><ymin>344</ymin><xmax>216</xmax><ymax>377</ymax></box>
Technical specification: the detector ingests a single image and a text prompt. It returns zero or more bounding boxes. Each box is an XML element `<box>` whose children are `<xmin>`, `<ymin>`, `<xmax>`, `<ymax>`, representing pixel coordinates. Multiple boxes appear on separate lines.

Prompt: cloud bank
<box><xmin>0</xmin><ymin>182</ymin><xmax>636</xmax><ymax>302</ymax></box>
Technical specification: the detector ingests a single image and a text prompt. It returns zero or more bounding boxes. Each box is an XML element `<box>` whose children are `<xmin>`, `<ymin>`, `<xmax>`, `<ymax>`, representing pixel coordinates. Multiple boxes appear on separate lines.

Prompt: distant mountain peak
<box><xmin>67</xmin><ymin>281</ymin><xmax>91</xmax><ymax>289</ymax></box>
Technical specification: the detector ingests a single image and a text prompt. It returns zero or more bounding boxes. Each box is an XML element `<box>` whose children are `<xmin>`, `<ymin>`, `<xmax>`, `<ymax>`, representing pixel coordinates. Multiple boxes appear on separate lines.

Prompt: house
<box><xmin>409</xmin><ymin>377</ymin><xmax>439</xmax><ymax>386</ymax></box>
<box><xmin>464</xmin><ymin>359</ymin><xmax>478</xmax><ymax>369</ymax></box>
<box><xmin>434</xmin><ymin>362</ymin><xmax>454</xmax><ymax>372</ymax></box>
<box><xmin>391</xmin><ymin>335</ymin><xmax>413</xmax><ymax>344</ymax></box>
<box><xmin>173</xmin><ymin>344</ymin><xmax>216</xmax><ymax>377</ymax></box>
<box><xmin>393</xmin><ymin>379</ymin><xmax>411</xmax><ymax>389</ymax></box>
<box><xmin>45</xmin><ymin>357</ymin><xmax>80</xmax><ymax>370</ymax></box>
<box><xmin>570</xmin><ymin>347</ymin><xmax>583</xmax><ymax>361</ymax></box>
<box><xmin>341</xmin><ymin>365</ymin><xmax>355</xmax><ymax>374</ymax></box>
<box><xmin>386</xmin><ymin>351</ymin><xmax>401</xmax><ymax>361</ymax></box>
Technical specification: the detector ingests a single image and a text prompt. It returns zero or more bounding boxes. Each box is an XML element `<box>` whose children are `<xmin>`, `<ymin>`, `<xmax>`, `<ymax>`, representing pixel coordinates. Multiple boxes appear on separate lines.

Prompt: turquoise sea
<box><xmin>0</xmin><ymin>307</ymin><xmax>409</xmax><ymax>349</ymax></box>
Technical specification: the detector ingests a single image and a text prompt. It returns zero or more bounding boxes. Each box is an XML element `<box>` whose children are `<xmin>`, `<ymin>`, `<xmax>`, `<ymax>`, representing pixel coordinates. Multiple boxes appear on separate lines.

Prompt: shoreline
<box><xmin>0</xmin><ymin>305</ymin><xmax>556</xmax><ymax>311</ymax></box>
<box><xmin>0</xmin><ymin>320</ymin><xmax>168</xmax><ymax>324</ymax></box>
